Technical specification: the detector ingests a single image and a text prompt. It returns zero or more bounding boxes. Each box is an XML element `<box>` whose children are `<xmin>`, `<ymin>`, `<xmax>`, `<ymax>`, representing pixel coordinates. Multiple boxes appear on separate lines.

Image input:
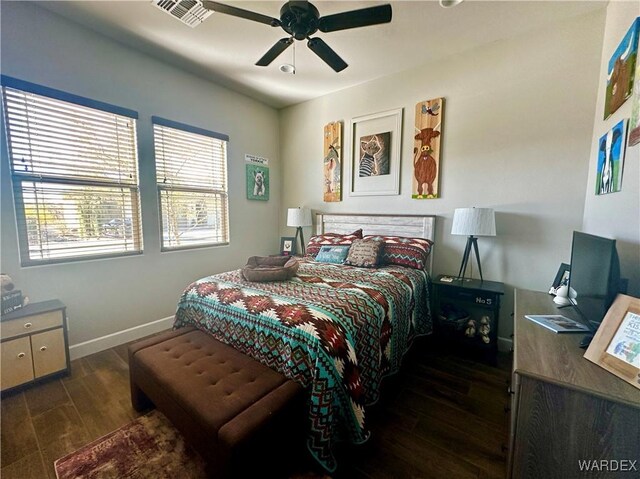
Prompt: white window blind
<box><xmin>2</xmin><ymin>83</ymin><xmax>142</xmax><ymax>265</ymax></box>
<box><xmin>152</xmin><ymin>118</ymin><xmax>229</xmax><ymax>250</ymax></box>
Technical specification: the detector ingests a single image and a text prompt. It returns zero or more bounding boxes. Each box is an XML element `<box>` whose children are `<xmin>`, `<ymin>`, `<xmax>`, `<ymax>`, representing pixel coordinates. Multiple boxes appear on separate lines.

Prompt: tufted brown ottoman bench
<box><xmin>128</xmin><ymin>326</ymin><xmax>305</xmax><ymax>478</ymax></box>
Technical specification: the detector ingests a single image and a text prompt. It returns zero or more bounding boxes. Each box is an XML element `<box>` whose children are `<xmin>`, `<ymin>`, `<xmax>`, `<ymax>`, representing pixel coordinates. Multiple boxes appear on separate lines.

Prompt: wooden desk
<box><xmin>508</xmin><ymin>289</ymin><xmax>640</xmax><ymax>478</ymax></box>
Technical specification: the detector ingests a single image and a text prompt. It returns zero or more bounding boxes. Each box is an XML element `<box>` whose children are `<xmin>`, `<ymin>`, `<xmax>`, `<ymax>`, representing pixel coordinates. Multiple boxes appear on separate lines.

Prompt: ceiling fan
<box><xmin>201</xmin><ymin>1</ymin><xmax>393</xmax><ymax>72</ymax></box>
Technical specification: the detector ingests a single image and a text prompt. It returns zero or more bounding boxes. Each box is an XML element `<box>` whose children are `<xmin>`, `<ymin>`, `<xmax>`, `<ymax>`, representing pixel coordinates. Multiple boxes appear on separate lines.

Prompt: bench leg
<box><xmin>130</xmin><ymin>379</ymin><xmax>154</xmax><ymax>412</ymax></box>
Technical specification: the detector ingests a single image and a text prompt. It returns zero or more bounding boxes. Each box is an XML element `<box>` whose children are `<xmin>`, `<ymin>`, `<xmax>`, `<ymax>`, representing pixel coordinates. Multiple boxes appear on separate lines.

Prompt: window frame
<box><xmin>152</xmin><ymin>116</ymin><xmax>230</xmax><ymax>252</ymax></box>
<box><xmin>1</xmin><ymin>75</ymin><xmax>143</xmax><ymax>266</ymax></box>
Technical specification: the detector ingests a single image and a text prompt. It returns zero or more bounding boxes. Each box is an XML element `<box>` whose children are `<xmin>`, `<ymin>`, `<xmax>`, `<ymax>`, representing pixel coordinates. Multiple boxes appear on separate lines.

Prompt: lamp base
<box><xmin>457</xmin><ymin>235</ymin><xmax>484</xmax><ymax>282</ymax></box>
<box><xmin>294</xmin><ymin>227</ymin><xmax>306</xmax><ymax>256</ymax></box>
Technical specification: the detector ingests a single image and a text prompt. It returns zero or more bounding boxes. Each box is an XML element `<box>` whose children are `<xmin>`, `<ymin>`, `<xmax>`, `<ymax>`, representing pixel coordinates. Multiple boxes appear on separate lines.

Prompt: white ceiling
<box><xmin>37</xmin><ymin>1</ymin><xmax>607</xmax><ymax>108</ymax></box>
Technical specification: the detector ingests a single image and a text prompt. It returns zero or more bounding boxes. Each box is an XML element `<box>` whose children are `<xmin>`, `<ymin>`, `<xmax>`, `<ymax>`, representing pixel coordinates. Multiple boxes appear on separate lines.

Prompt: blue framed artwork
<box><xmin>604</xmin><ymin>18</ymin><xmax>639</xmax><ymax>120</ymax></box>
<box><xmin>596</xmin><ymin>119</ymin><xmax>628</xmax><ymax>195</ymax></box>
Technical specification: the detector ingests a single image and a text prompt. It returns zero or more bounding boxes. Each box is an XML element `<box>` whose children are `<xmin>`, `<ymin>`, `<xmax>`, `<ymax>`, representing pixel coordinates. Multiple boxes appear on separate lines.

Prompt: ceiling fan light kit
<box><xmin>439</xmin><ymin>0</ymin><xmax>465</xmax><ymax>8</ymax></box>
<box><xmin>197</xmin><ymin>0</ymin><xmax>392</xmax><ymax>72</ymax></box>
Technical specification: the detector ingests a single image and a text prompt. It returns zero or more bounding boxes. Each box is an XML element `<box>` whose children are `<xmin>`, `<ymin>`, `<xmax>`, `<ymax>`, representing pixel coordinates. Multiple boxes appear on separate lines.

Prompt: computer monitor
<box><xmin>568</xmin><ymin>231</ymin><xmax>620</xmax><ymax>344</ymax></box>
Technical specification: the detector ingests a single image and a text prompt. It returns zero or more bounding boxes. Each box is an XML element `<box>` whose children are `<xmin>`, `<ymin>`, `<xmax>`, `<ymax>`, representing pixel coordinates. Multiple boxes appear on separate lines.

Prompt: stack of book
<box><xmin>2</xmin><ymin>290</ymin><xmax>23</xmax><ymax>315</ymax></box>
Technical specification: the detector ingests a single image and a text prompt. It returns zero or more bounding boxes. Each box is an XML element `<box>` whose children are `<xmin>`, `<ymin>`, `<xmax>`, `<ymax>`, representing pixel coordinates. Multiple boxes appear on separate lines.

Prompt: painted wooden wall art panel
<box><xmin>413</xmin><ymin>98</ymin><xmax>444</xmax><ymax>199</ymax></box>
<box><xmin>604</xmin><ymin>18</ymin><xmax>639</xmax><ymax>120</ymax></box>
<box><xmin>629</xmin><ymin>53</ymin><xmax>640</xmax><ymax>146</ymax></box>
<box><xmin>323</xmin><ymin>121</ymin><xmax>342</xmax><ymax>202</ymax></box>
<box><xmin>596</xmin><ymin>119</ymin><xmax>628</xmax><ymax>195</ymax></box>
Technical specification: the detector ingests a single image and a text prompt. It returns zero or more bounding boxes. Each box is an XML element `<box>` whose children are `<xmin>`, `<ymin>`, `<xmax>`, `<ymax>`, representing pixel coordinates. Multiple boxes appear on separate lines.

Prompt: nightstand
<box><xmin>1</xmin><ymin>300</ymin><xmax>70</xmax><ymax>393</ymax></box>
<box><xmin>432</xmin><ymin>275</ymin><xmax>504</xmax><ymax>363</ymax></box>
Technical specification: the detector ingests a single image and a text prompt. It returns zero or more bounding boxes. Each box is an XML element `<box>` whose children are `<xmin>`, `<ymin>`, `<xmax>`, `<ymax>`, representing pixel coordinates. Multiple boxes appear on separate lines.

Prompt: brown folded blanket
<box><xmin>241</xmin><ymin>256</ymin><xmax>299</xmax><ymax>282</ymax></box>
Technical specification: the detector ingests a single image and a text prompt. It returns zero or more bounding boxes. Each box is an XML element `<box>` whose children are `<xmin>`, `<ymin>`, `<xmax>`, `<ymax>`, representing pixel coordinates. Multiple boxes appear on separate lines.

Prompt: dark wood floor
<box><xmin>1</xmin><ymin>334</ymin><xmax>512</xmax><ymax>479</ymax></box>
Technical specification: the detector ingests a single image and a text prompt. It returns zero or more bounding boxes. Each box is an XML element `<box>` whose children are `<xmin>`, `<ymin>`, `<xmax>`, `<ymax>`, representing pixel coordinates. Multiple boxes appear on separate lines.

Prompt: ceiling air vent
<box><xmin>152</xmin><ymin>0</ymin><xmax>213</xmax><ymax>28</ymax></box>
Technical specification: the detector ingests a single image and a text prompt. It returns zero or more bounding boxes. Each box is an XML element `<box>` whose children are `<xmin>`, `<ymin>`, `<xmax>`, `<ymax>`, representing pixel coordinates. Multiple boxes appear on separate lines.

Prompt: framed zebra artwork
<box><xmin>350</xmin><ymin>108</ymin><xmax>402</xmax><ymax>196</ymax></box>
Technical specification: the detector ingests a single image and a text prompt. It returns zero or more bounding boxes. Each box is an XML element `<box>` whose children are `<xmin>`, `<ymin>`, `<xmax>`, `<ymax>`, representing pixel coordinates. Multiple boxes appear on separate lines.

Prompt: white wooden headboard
<box><xmin>315</xmin><ymin>213</ymin><xmax>436</xmax><ymax>273</ymax></box>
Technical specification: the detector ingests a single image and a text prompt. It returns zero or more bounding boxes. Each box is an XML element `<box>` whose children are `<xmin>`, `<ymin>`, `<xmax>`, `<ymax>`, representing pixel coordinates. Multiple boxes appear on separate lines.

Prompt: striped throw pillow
<box><xmin>364</xmin><ymin>235</ymin><xmax>433</xmax><ymax>270</ymax></box>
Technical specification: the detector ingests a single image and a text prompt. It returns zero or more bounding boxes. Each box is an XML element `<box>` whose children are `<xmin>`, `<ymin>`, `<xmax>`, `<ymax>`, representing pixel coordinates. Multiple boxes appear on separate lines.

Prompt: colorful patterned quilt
<box><xmin>173</xmin><ymin>259</ymin><xmax>432</xmax><ymax>471</ymax></box>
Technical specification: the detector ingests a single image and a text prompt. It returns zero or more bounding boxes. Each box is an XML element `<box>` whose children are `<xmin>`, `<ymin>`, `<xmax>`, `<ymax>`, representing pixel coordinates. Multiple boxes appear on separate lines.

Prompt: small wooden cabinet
<box><xmin>432</xmin><ymin>275</ymin><xmax>504</xmax><ymax>363</ymax></box>
<box><xmin>509</xmin><ymin>289</ymin><xmax>640</xmax><ymax>478</ymax></box>
<box><xmin>1</xmin><ymin>300</ymin><xmax>70</xmax><ymax>392</ymax></box>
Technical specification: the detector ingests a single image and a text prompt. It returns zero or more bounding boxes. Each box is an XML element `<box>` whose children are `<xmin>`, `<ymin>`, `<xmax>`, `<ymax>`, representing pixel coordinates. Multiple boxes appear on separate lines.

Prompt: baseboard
<box><xmin>69</xmin><ymin>316</ymin><xmax>174</xmax><ymax>360</ymax></box>
<box><xmin>497</xmin><ymin>336</ymin><xmax>513</xmax><ymax>353</ymax></box>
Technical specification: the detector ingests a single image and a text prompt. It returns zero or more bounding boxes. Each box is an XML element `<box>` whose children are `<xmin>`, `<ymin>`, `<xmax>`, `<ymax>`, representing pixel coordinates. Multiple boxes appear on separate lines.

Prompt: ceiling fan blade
<box><xmin>256</xmin><ymin>38</ymin><xmax>294</xmax><ymax>66</ymax></box>
<box><xmin>307</xmin><ymin>37</ymin><xmax>348</xmax><ymax>72</ymax></box>
<box><xmin>318</xmin><ymin>4</ymin><xmax>392</xmax><ymax>33</ymax></box>
<box><xmin>202</xmin><ymin>1</ymin><xmax>281</xmax><ymax>27</ymax></box>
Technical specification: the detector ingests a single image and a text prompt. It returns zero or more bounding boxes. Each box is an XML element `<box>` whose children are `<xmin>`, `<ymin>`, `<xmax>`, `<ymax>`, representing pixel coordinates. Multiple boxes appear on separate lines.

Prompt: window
<box><xmin>152</xmin><ymin>117</ymin><xmax>229</xmax><ymax>250</ymax></box>
<box><xmin>1</xmin><ymin>77</ymin><xmax>142</xmax><ymax>265</ymax></box>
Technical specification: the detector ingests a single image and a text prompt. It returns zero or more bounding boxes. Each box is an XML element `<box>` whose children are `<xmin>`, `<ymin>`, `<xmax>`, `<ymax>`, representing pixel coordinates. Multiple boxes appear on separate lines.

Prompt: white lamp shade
<box><xmin>451</xmin><ymin>208</ymin><xmax>496</xmax><ymax>236</ymax></box>
<box><xmin>287</xmin><ymin>207</ymin><xmax>312</xmax><ymax>227</ymax></box>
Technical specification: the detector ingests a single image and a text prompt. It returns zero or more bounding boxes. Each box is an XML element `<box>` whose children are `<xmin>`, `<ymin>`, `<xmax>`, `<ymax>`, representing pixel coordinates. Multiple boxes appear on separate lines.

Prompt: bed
<box><xmin>173</xmin><ymin>214</ymin><xmax>436</xmax><ymax>471</ymax></box>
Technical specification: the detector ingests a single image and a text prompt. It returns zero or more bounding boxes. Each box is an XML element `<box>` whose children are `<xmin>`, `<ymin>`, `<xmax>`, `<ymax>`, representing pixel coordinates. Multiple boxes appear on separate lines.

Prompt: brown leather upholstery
<box><xmin>129</xmin><ymin>327</ymin><xmax>305</xmax><ymax>477</ymax></box>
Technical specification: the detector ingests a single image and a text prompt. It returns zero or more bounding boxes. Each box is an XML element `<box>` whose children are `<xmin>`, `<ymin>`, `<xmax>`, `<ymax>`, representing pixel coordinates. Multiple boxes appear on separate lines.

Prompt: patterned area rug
<box><xmin>54</xmin><ymin>410</ymin><xmax>207</xmax><ymax>479</ymax></box>
<box><xmin>55</xmin><ymin>410</ymin><xmax>331</xmax><ymax>479</ymax></box>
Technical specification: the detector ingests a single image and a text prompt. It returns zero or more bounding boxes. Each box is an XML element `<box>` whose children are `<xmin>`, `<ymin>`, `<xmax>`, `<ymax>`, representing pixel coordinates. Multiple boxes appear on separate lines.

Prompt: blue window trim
<box><xmin>0</xmin><ymin>75</ymin><xmax>138</xmax><ymax>119</ymax></box>
<box><xmin>152</xmin><ymin>116</ymin><xmax>229</xmax><ymax>142</ymax></box>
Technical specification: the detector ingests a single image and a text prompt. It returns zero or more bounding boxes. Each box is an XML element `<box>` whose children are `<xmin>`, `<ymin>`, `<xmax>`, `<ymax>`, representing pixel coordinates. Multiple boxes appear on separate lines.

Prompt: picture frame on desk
<box><xmin>280</xmin><ymin>236</ymin><xmax>296</xmax><ymax>257</ymax></box>
<box><xmin>549</xmin><ymin>263</ymin><xmax>570</xmax><ymax>295</ymax></box>
<box><xmin>584</xmin><ymin>294</ymin><xmax>640</xmax><ymax>390</ymax></box>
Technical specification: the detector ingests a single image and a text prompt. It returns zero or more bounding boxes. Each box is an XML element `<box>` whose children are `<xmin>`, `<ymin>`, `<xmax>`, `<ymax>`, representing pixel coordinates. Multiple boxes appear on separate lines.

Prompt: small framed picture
<box><xmin>280</xmin><ymin>236</ymin><xmax>296</xmax><ymax>256</ymax></box>
<box><xmin>585</xmin><ymin>294</ymin><xmax>640</xmax><ymax>390</ymax></box>
<box><xmin>549</xmin><ymin>263</ymin><xmax>571</xmax><ymax>295</ymax></box>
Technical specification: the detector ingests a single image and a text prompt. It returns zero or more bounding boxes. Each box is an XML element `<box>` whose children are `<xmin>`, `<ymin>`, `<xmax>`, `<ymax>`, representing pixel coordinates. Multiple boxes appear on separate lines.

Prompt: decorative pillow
<box><xmin>364</xmin><ymin>235</ymin><xmax>433</xmax><ymax>270</ymax></box>
<box><xmin>344</xmin><ymin>239</ymin><xmax>384</xmax><ymax>268</ymax></box>
<box><xmin>315</xmin><ymin>245</ymin><xmax>351</xmax><ymax>264</ymax></box>
<box><xmin>306</xmin><ymin>229</ymin><xmax>363</xmax><ymax>257</ymax></box>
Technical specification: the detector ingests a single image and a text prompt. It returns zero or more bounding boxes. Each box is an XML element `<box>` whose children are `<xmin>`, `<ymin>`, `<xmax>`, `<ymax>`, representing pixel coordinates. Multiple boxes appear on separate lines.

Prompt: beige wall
<box><xmin>0</xmin><ymin>3</ymin><xmax>281</xmax><ymax>345</ymax></box>
<box><xmin>583</xmin><ymin>2</ymin><xmax>640</xmax><ymax>296</ymax></box>
<box><xmin>279</xmin><ymin>10</ymin><xmax>606</xmax><ymax>344</ymax></box>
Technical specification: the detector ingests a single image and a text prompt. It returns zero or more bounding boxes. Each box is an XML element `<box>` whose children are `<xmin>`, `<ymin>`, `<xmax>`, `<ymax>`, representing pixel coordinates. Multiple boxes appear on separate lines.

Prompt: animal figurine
<box><xmin>253</xmin><ymin>169</ymin><xmax>265</xmax><ymax>196</ymax></box>
<box><xmin>359</xmin><ymin>136</ymin><xmax>382</xmax><ymax>177</ymax></box>
<box><xmin>479</xmin><ymin>316</ymin><xmax>491</xmax><ymax>344</ymax></box>
<box><xmin>465</xmin><ymin>319</ymin><xmax>477</xmax><ymax>338</ymax></box>
<box><xmin>414</xmin><ymin>127</ymin><xmax>441</xmax><ymax>197</ymax></box>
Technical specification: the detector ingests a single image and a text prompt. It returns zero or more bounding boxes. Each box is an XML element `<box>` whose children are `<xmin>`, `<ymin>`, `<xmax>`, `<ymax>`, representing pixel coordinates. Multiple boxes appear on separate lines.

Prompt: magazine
<box><xmin>524</xmin><ymin>314</ymin><xmax>591</xmax><ymax>333</ymax></box>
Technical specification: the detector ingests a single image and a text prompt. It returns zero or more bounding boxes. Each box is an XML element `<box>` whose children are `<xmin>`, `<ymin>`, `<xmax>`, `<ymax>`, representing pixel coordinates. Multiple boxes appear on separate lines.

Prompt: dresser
<box><xmin>508</xmin><ymin>289</ymin><xmax>640</xmax><ymax>478</ymax></box>
<box><xmin>1</xmin><ymin>300</ymin><xmax>70</xmax><ymax>392</ymax></box>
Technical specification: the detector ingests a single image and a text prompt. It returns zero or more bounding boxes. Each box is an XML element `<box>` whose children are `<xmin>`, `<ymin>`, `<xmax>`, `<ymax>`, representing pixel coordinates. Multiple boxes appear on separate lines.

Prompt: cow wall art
<box><xmin>413</xmin><ymin>98</ymin><xmax>444</xmax><ymax>199</ymax></box>
<box><xmin>604</xmin><ymin>18</ymin><xmax>639</xmax><ymax>120</ymax></box>
<box><xmin>596</xmin><ymin>119</ymin><xmax>628</xmax><ymax>195</ymax></box>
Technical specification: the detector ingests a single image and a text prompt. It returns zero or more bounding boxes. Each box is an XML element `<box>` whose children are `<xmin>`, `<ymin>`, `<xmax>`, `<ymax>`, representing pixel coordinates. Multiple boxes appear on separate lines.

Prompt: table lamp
<box><xmin>451</xmin><ymin>207</ymin><xmax>496</xmax><ymax>281</ymax></box>
<box><xmin>287</xmin><ymin>207</ymin><xmax>312</xmax><ymax>255</ymax></box>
